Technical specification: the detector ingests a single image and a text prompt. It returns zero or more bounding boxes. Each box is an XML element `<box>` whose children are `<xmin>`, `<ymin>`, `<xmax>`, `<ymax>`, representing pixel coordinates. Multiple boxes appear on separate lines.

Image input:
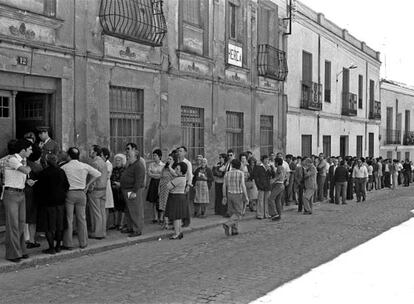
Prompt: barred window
<box><xmin>260</xmin><ymin>115</ymin><xmax>273</xmax><ymax>157</ymax></box>
<box><xmin>181</xmin><ymin>106</ymin><xmax>204</xmax><ymax>162</ymax></box>
<box><xmin>109</xmin><ymin>86</ymin><xmax>144</xmax><ymax>154</ymax></box>
<box><xmin>0</xmin><ymin>96</ymin><xmax>10</xmax><ymax>118</ymax></box>
<box><xmin>226</xmin><ymin>111</ymin><xmax>244</xmax><ymax>157</ymax></box>
<box><xmin>22</xmin><ymin>100</ymin><xmax>43</xmax><ymax>120</ymax></box>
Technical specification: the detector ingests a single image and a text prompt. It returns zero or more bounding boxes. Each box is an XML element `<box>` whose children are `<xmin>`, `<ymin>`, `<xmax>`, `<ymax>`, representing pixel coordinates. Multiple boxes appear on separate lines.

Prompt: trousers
<box><xmin>256</xmin><ymin>190</ymin><xmax>270</xmax><ymax>219</ymax></box>
<box><xmin>335</xmin><ymin>182</ymin><xmax>347</xmax><ymax>204</ymax></box>
<box><xmin>63</xmin><ymin>190</ymin><xmax>88</xmax><ymax>248</ymax></box>
<box><xmin>123</xmin><ymin>188</ymin><xmax>144</xmax><ymax>233</ymax></box>
<box><xmin>269</xmin><ymin>183</ymin><xmax>284</xmax><ymax>217</ymax></box>
<box><xmin>354</xmin><ymin>178</ymin><xmax>366</xmax><ymax>200</ymax></box>
<box><xmin>3</xmin><ymin>189</ymin><xmax>27</xmax><ymax>260</ymax></box>
<box><xmin>225</xmin><ymin>193</ymin><xmax>243</xmax><ymax>231</ymax></box>
<box><xmin>87</xmin><ymin>190</ymin><xmax>107</xmax><ymax>238</ymax></box>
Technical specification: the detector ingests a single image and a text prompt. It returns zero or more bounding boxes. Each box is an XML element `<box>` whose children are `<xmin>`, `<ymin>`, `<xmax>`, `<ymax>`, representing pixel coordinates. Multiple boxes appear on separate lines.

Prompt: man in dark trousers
<box><xmin>120</xmin><ymin>143</ymin><xmax>146</xmax><ymax>237</ymax></box>
<box><xmin>403</xmin><ymin>159</ymin><xmax>411</xmax><ymax>187</ymax></box>
<box><xmin>334</xmin><ymin>160</ymin><xmax>349</xmax><ymax>205</ymax></box>
<box><xmin>328</xmin><ymin>158</ymin><xmax>338</xmax><ymax>203</ymax></box>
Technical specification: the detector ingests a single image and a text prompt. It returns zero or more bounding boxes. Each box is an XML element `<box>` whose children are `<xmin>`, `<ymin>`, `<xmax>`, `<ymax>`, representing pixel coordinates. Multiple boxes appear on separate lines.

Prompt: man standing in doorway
<box><xmin>3</xmin><ymin>139</ymin><xmax>32</xmax><ymax>262</ymax></box>
<box><xmin>88</xmin><ymin>145</ymin><xmax>108</xmax><ymax>239</ymax></box>
<box><xmin>120</xmin><ymin>143</ymin><xmax>146</xmax><ymax>237</ymax></box>
<box><xmin>37</xmin><ymin>126</ymin><xmax>59</xmax><ymax>167</ymax></box>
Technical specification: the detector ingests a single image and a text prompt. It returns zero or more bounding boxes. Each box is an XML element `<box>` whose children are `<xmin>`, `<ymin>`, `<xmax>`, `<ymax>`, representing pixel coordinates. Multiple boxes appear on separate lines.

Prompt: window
<box><xmin>0</xmin><ymin>0</ymin><xmax>56</xmax><ymax>17</ymax></box>
<box><xmin>99</xmin><ymin>0</ymin><xmax>167</xmax><ymax>46</ymax></box>
<box><xmin>109</xmin><ymin>86</ymin><xmax>144</xmax><ymax>154</ymax></box>
<box><xmin>301</xmin><ymin>135</ymin><xmax>312</xmax><ymax>158</ymax></box>
<box><xmin>302</xmin><ymin>51</ymin><xmax>312</xmax><ymax>82</ymax></box>
<box><xmin>368</xmin><ymin>133</ymin><xmax>374</xmax><ymax>157</ymax></box>
<box><xmin>226</xmin><ymin>111</ymin><xmax>244</xmax><ymax>157</ymax></box>
<box><xmin>358</xmin><ymin>75</ymin><xmax>363</xmax><ymax>109</ymax></box>
<box><xmin>22</xmin><ymin>101</ymin><xmax>43</xmax><ymax>120</ymax></box>
<box><xmin>369</xmin><ymin>79</ymin><xmax>375</xmax><ymax>111</ymax></box>
<box><xmin>180</xmin><ymin>0</ymin><xmax>209</xmax><ymax>56</ymax></box>
<box><xmin>356</xmin><ymin>135</ymin><xmax>363</xmax><ymax>158</ymax></box>
<box><xmin>397</xmin><ymin>151</ymin><xmax>401</xmax><ymax>161</ymax></box>
<box><xmin>0</xmin><ymin>96</ymin><xmax>10</xmax><ymax>118</ymax></box>
<box><xmin>257</xmin><ymin>4</ymin><xmax>279</xmax><ymax>47</ymax></box>
<box><xmin>324</xmin><ymin>61</ymin><xmax>331</xmax><ymax>102</ymax></box>
<box><xmin>405</xmin><ymin>152</ymin><xmax>410</xmax><ymax>161</ymax></box>
<box><xmin>181</xmin><ymin>106</ymin><xmax>204</xmax><ymax>162</ymax></box>
<box><xmin>229</xmin><ymin>3</ymin><xmax>237</xmax><ymax>39</ymax></box>
<box><xmin>386</xmin><ymin>151</ymin><xmax>393</xmax><ymax>159</ymax></box>
<box><xmin>260</xmin><ymin>115</ymin><xmax>273</xmax><ymax>156</ymax></box>
<box><xmin>322</xmin><ymin>135</ymin><xmax>331</xmax><ymax>157</ymax></box>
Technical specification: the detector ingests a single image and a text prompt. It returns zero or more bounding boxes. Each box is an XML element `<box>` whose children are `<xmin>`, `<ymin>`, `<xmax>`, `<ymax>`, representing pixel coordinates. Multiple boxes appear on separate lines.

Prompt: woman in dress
<box><xmin>146</xmin><ymin>149</ymin><xmax>164</xmax><ymax>224</ymax></box>
<box><xmin>111</xmin><ymin>153</ymin><xmax>127</xmax><ymax>230</ymax></box>
<box><xmin>102</xmin><ymin>148</ymin><xmax>115</xmax><ymax>229</ymax></box>
<box><xmin>36</xmin><ymin>154</ymin><xmax>69</xmax><ymax>254</ymax></box>
<box><xmin>192</xmin><ymin>158</ymin><xmax>213</xmax><ymax>218</ymax></box>
<box><xmin>158</xmin><ymin>154</ymin><xmax>177</xmax><ymax>229</ymax></box>
<box><xmin>212</xmin><ymin>153</ymin><xmax>228</xmax><ymax>216</ymax></box>
<box><xmin>25</xmin><ymin>144</ymin><xmax>43</xmax><ymax>249</ymax></box>
<box><xmin>166</xmin><ymin>162</ymin><xmax>189</xmax><ymax>239</ymax></box>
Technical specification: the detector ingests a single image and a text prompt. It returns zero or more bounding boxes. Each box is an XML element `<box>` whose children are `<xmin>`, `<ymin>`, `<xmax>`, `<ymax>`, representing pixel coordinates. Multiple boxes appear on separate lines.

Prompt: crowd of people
<box><xmin>0</xmin><ymin>127</ymin><xmax>412</xmax><ymax>263</ymax></box>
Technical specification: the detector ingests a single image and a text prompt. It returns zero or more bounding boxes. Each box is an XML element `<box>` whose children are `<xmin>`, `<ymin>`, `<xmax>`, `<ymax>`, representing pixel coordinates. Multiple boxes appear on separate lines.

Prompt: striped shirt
<box><xmin>223</xmin><ymin>169</ymin><xmax>245</xmax><ymax>194</ymax></box>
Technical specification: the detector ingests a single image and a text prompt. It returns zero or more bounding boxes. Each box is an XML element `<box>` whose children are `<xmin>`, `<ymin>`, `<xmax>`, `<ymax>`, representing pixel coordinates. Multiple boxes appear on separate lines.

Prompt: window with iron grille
<box><xmin>0</xmin><ymin>96</ymin><xmax>10</xmax><ymax>118</ymax></box>
<box><xmin>358</xmin><ymin>75</ymin><xmax>363</xmax><ymax>109</ymax></box>
<box><xmin>181</xmin><ymin>106</ymin><xmax>204</xmax><ymax>162</ymax></box>
<box><xmin>0</xmin><ymin>0</ymin><xmax>56</xmax><ymax>17</ymax></box>
<box><xmin>180</xmin><ymin>0</ymin><xmax>209</xmax><ymax>56</ymax></box>
<box><xmin>99</xmin><ymin>0</ymin><xmax>167</xmax><ymax>46</ymax></box>
<box><xmin>109</xmin><ymin>86</ymin><xmax>144</xmax><ymax>154</ymax></box>
<box><xmin>322</xmin><ymin>135</ymin><xmax>331</xmax><ymax>157</ymax></box>
<box><xmin>260</xmin><ymin>115</ymin><xmax>273</xmax><ymax>157</ymax></box>
<box><xmin>226</xmin><ymin>111</ymin><xmax>244</xmax><ymax>157</ymax></box>
<box><xmin>229</xmin><ymin>3</ymin><xmax>237</xmax><ymax>40</ymax></box>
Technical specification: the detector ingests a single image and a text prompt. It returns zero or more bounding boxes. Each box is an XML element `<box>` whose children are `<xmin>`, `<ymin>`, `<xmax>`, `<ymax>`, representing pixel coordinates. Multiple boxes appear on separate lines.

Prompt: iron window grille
<box><xmin>0</xmin><ymin>96</ymin><xmax>10</xmax><ymax>118</ymax></box>
<box><xmin>181</xmin><ymin>106</ymin><xmax>205</xmax><ymax>162</ymax></box>
<box><xmin>385</xmin><ymin>129</ymin><xmax>401</xmax><ymax>145</ymax></box>
<box><xmin>99</xmin><ymin>0</ymin><xmax>167</xmax><ymax>46</ymax></box>
<box><xmin>341</xmin><ymin>92</ymin><xmax>358</xmax><ymax>116</ymax></box>
<box><xmin>226</xmin><ymin>111</ymin><xmax>244</xmax><ymax>157</ymax></box>
<box><xmin>369</xmin><ymin>101</ymin><xmax>381</xmax><ymax>120</ymax></box>
<box><xmin>22</xmin><ymin>101</ymin><xmax>43</xmax><ymax>120</ymax></box>
<box><xmin>257</xmin><ymin>44</ymin><xmax>288</xmax><ymax>81</ymax></box>
<box><xmin>109</xmin><ymin>86</ymin><xmax>144</xmax><ymax>154</ymax></box>
<box><xmin>300</xmin><ymin>81</ymin><xmax>322</xmax><ymax>111</ymax></box>
<box><xmin>260</xmin><ymin>115</ymin><xmax>274</xmax><ymax>157</ymax></box>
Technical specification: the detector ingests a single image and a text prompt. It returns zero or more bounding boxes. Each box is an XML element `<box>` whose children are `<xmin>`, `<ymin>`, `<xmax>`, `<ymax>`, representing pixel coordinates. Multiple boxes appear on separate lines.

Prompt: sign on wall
<box><xmin>228</xmin><ymin>43</ymin><xmax>243</xmax><ymax>67</ymax></box>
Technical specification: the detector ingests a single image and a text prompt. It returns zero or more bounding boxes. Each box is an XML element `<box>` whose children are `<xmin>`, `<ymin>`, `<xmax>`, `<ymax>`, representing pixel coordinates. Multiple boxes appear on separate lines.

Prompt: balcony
<box><xmin>342</xmin><ymin>92</ymin><xmax>358</xmax><ymax>116</ymax></box>
<box><xmin>257</xmin><ymin>44</ymin><xmax>288</xmax><ymax>81</ymax></box>
<box><xmin>369</xmin><ymin>100</ymin><xmax>381</xmax><ymax>120</ymax></box>
<box><xmin>404</xmin><ymin>131</ymin><xmax>414</xmax><ymax>145</ymax></box>
<box><xmin>99</xmin><ymin>0</ymin><xmax>167</xmax><ymax>46</ymax></box>
<box><xmin>385</xmin><ymin>129</ymin><xmax>402</xmax><ymax>145</ymax></box>
<box><xmin>300</xmin><ymin>81</ymin><xmax>322</xmax><ymax>111</ymax></box>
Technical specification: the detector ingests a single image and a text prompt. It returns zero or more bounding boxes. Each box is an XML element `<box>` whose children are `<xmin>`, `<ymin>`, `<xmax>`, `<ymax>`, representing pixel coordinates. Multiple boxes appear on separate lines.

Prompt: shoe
<box><xmin>7</xmin><ymin>258</ymin><xmax>21</xmax><ymax>263</ymax></box>
<box><xmin>21</xmin><ymin>254</ymin><xmax>29</xmax><ymax>259</ymax></box>
<box><xmin>169</xmin><ymin>233</ymin><xmax>183</xmax><ymax>240</ymax></box>
<box><xmin>80</xmin><ymin>245</ymin><xmax>88</xmax><ymax>249</ymax></box>
<box><xmin>356</xmin><ymin>200</ymin><xmax>361</xmax><ymax>203</ymax></box>
<box><xmin>61</xmin><ymin>246</ymin><xmax>73</xmax><ymax>251</ymax></box>
<box><xmin>128</xmin><ymin>232</ymin><xmax>142</xmax><ymax>238</ymax></box>
<box><xmin>152</xmin><ymin>219</ymin><xmax>158</xmax><ymax>224</ymax></box>
<box><xmin>42</xmin><ymin>248</ymin><xmax>56</xmax><ymax>255</ymax></box>
<box><xmin>89</xmin><ymin>236</ymin><xmax>105</xmax><ymax>240</ymax></box>
<box><xmin>256</xmin><ymin>216</ymin><xmax>263</xmax><ymax>220</ymax></box>
<box><xmin>298</xmin><ymin>209</ymin><xmax>302</xmax><ymax>212</ymax></box>
<box><xmin>271</xmin><ymin>215</ymin><xmax>281</xmax><ymax>221</ymax></box>
<box><xmin>121</xmin><ymin>228</ymin><xmax>133</xmax><ymax>234</ymax></box>
<box><xmin>26</xmin><ymin>242</ymin><xmax>41</xmax><ymax>249</ymax></box>
<box><xmin>55</xmin><ymin>246</ymin><xmax>61</xmax><ymax>253</ymax></box>
<box><xmin>222</xmin><ymin>224</ymin><xmax>230</xmax><ymax>236</ymax></box>
<box><xmin>362</xmin><ymin>197</ymin><xmax>366</xmax><ymax>201</ymax></box>
<box><xmin>108</xmin><ymin>225</ymin><xmax>117</xmax><ymax>230</ymax></box>
<box><xmin>342</xmin><ymin>202</ymin><xmax>347</xmax><ymax>205</ymax></box>
<box><xmin>303</xmin><ymin>211</ymin><xmax>312</xmax><ymax>215</ymax></box>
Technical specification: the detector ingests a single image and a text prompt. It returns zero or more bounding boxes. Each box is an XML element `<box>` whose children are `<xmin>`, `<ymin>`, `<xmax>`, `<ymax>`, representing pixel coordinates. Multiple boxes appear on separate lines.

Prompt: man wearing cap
<box><xmin>37</xmin><ymin>126</ymin><xmax>59</xmax><ymax>167</ymax></box>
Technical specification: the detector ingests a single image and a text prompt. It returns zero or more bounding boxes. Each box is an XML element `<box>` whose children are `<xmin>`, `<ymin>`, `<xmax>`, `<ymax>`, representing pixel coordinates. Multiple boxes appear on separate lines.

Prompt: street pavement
<box><xmin>0</xmin><ymin>186</ymin><xmax>413</xmax><ymax>304</ymax></box>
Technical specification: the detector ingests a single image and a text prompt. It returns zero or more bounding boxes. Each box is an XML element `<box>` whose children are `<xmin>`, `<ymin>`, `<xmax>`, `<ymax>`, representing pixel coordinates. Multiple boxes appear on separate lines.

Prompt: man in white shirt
<box><xmin>352</xmin><ymin>158</ymin><xmax>368</xmax><ymax>202</ymax></box>
<box><xmin>3</xmin><ymin>139</ymin><xmax>32</xmax><ymax>262</ymax></box>
<box><xmin>61</xmin><ymin>147</ymin><xmax>101</xmax><ymax>250</ymax></box>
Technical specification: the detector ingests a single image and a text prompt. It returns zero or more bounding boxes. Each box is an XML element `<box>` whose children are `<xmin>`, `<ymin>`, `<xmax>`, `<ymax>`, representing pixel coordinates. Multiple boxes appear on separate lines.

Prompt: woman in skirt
<box><xmin>102</xmin><ymin>147</ymin><xmax>115</xmax><ymax>229</ymax></box>
<box><xmin>192</xmin><ymin>158</ymin><xmax>213</xmax><ymax>218</ymax></box>
<box><xmin>111</xmin><ymin>154</ymin><xmax>127</xmax><ymax>230</ymax></box>
<box><xmin>166</xmin><ymin>162</ymin><xmax>189</xmax><ymax>239</ymax></box>
<box><xmin>158</xmin><ymin>154</ymin><xmax>177</xmax><ymax>229</ymax></box>
<box><xmin>146</xmin><ymin>149</ymin><xmax>164</xmax><ymax>223</ymax></box>
<box><xmin>35</xmin><ymin>154</ymin><xmax>69</xmax><ymax>254</ymax></box>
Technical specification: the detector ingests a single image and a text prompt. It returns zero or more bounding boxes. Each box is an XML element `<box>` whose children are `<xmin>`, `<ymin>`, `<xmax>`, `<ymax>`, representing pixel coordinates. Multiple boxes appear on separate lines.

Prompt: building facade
<box><xmin>286</xmin><ymin>1</ymin><xmax>381</xmax><ymax>158</ymax></box>
<box><xmin>0</xmin><ymin>0</ymin><xmax>290</xmax><ymax>163</ymax></box>
<box><xmin>380</xmin><ymin>80</ymin><xmax>414</xmax><ymax>161</ymax></box>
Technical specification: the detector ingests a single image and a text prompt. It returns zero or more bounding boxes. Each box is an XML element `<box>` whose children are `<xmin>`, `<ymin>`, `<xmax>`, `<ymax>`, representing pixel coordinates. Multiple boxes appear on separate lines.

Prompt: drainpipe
<box><xmin>72</xmin><ymin>0</ymin><xmax>77</xmax><ymax>146</ymax></box>
<box><xmin>317</xmin><ymin>34</ymin><xmax>321</xmax><ymax>152</ymax></box>
<box><xmin>365</xmin><ymin>60</ymin><xmax>368</xmax><ymax>155</ymax></box>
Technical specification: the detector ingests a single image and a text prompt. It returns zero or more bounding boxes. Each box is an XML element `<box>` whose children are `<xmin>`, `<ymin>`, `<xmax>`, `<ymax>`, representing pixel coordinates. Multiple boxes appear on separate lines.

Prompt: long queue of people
<box><xmin>1</xmin><ymin>128</ymin><xmax>411</xmax><ymax>262</ymax></box>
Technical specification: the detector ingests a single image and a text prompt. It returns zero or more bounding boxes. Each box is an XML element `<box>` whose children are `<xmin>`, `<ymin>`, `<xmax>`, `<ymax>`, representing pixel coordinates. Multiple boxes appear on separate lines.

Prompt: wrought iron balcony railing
<box><xmin>300</xmin><ymin>81</ymin><xmax>322</xmax><ymax>111</ymax></box>
<box><xmin>257</xmin><ymin>44</ymin><xmax>288</xmax><ymax>81</ymax></box>
<box><xmin>385</xmin><ymin>129</ymin><xmax>402</xmax><ymax>145</ymax></box>
<box><xmin>342</xmin><ymin>92</ymin><xmax>358</xmax><ymax>116</ymax></box>
<box><xmin>369</xmin><ymin>100</ymin><xmax>381</xmax><ymax>120</ymax></box>
<box><xmin>99</xmin><ymin>0</ymin><xmax>167</xmax><ymax>46</ymax></box>
<box><xmin>404</xmin><ymin>131</ymin><xmax>414</xmax><ymax>145</ymax></box>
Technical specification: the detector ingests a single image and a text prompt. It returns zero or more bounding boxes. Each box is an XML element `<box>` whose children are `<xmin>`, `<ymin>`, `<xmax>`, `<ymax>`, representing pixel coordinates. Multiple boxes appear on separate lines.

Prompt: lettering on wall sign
<box><xmin>17</xmin><ymin>56</ymin><xmax>28</xmax><ymax>65</ymax></box>
<box><xmin>228</xmin><ymin>43</ymin><xmax>243</xmax><ymax>67</ymax></box>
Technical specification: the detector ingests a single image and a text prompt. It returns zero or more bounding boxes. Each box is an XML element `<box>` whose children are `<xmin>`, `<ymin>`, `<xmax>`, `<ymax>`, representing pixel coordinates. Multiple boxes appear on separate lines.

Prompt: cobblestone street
<box><xmin>1</xmin><ymin>187</ymin><xmax>413</xmax><ymax>304</ymax></box>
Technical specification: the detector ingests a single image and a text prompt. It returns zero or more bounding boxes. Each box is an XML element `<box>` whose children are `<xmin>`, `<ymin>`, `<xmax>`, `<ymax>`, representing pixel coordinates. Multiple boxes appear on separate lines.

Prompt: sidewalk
<box><xmin>0</xmin><ymin>206</ymin><xmax>302</xmax><ymax>273</ymax></box>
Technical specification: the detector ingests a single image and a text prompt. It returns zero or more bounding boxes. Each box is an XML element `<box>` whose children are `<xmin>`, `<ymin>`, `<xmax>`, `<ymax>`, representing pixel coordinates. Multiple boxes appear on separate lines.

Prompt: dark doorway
<box><xmin>16</xmin><ymin>92</ymin><xmax>52</xmax><ymax>139</ymax></box>
<box><xmin>340</xmin><ymin>135</ymin><xmax>348</xmax><ymax>157</ymax></box>
<box><xmin>301</xmin><ymin>134</ymin><xmax>312</xmax><ymax>158</ymax></box>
